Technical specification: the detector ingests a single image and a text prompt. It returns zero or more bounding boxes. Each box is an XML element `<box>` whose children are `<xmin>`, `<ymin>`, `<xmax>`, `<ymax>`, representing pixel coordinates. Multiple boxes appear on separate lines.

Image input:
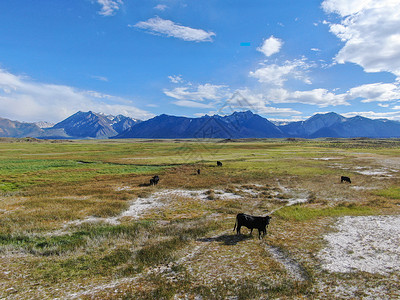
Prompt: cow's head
<box><xmin>263</xmin><ymin>216</ymin><xmax>272</xmax><ymax>226</ymax></box>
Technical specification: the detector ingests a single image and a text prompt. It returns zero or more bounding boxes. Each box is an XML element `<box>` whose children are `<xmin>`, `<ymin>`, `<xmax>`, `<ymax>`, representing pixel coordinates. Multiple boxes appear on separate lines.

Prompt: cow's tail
<box><xmin>233</xmin><ymin>218</ymin><xmax>237</xmax><ymax>232</ymax></box>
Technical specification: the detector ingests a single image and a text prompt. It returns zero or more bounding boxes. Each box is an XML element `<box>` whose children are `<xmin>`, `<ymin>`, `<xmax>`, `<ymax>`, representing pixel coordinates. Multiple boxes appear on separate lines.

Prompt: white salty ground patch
<box><xmin>146</xmin><ymin>188</ymin><xmax>244</xmax><ymax>201</ymax></box>
<box><xmin>329</xmin><ymin>164</ymin><xmax>399</xmax><ymax>180</ymax></box>
<box><xmin>63</xmin><ymin>188</ymin><xmax>246</xmax><ymax>228</ymax></box>
<box><xmin>318</xmin><ymin>215</ymin><xmax>400</xmax><ymax>275</ymax></box>
<box><xmin>312</xmin><ymin>157</ymin><xmax>341</xmax><ymax>161</ymax></box>
<box><xmin>355</xmin><ymin>169</ymin><xmax>393</xmax><ymax>176</ymax></box>
<box><xmin>66</xmin><ymin>191</ymin><xmax>169</xmax><ymax>226</ymax></box>
<box><xmin>350</xmin><ymin>186</ymin><xmax>377</xmax><ymax>190</ymax></box>
<box><xmin>275</xmin><ymin>182</ymin><xmax>308</xmax><ymax>206</ymax></box>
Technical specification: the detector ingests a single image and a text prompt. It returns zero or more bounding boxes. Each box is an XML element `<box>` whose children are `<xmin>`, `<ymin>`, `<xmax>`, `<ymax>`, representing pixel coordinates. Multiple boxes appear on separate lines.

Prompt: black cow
<box><xmin>233</xmin><ymin>213</ymin><xmax>272</xmax><ymax>239</ymax></box>
<box><xmin>217</xmin><ymin>161</ymin><xmax>223</xmax><ymax>167</ymax></box>
<box><xmin>150</xmin><ymin>175</ymin><xmax>159</xmax><ymax>186</ymax></box>
<box><xmin>197</xmin><ymin>169</ymin><xmax>201</xmax><ymax>175</ymax></box>
<box><xmin>341</xmin><ymin>176</ymin><xmax>351</xmax><ymax>183</ymax></box>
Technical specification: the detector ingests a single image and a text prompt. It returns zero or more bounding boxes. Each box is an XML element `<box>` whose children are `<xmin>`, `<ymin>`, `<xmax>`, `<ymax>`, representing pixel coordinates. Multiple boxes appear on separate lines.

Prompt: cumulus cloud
<box><xmin>222</xmin><ymin>89</ymin><xmax>301</xmax><ymax>116</ymax></box>
<box><xmin>133</xmin><ymin>17</ymin><xmax>215</xmax><ymax>42</ymax></box>
<box><xmin>267</xmin><ymin>88</ymin><xmax>349</xmax><ymax>107</ymax></box>
<box><xmin>0</xmin><ymin>69</ymin><xmax>153</xmax><ymax>122</ymax></box>
<box><xmin>97</xmin><ymin>0</ymin><xmax>123</xmax><ymax>16</ymax></box>
<box><xmin>164</xmin><ymin>83</ymin><xmax>228</xmax><ymax>102</ymax></box>
<box><xmin>348</xmin><ymin>82</ymin><xmax>400</xmax><ymax>103</ymax></box>
<box><xmin>257</xmin><ymin>36</ymin><xmax>283</xmax><ymax>57</ymax></box>
<box><xmin>249</xmin><ymin>58</ymin><xmax>313</xmax><ymax>86</ymax></box>
<box><xmin>164</xmin><ymin>82</ymin><xmax>300</xmax><ymax>116</ymax></box>
<box><xmin>322</xmin><ymin>0</ymin><xmax>400</xmax><ymax>78</ymax></box>
<box><xmin>265</xmin><ymin>82</ymin><xmax>400</xmax><ymax>107</ymax></box>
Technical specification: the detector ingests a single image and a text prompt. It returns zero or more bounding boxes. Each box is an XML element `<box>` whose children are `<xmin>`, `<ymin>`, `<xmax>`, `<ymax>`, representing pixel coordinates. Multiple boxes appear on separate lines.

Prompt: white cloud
<box><xmin>348</xmin><ymin>82</ymin><xmax>400</xmax><ymax>103</ymax></box>
<box><xmin>168</xmin><ymin>75</ymin><xmax>183</xmax><ymax>84</ymax></box>
<box><xmin>249</xmin><ymin>58</ymin><xmax>312</xmax><ymax>86</ymax></box>
<box><xmin>265</xmin><ymin>81</ymin><xmax>400</xmax><ymax>107</ymax></box>
<box><xmin>342</xmin><ymin>110</ymin><xmax>400</xmax><ymax>120</ymax></box>
<box><xmin>322</xmin><ymin>0</ymin><xmax>374</xmax><ymax>16</ymax></box>
<box><xmin>146</xmin><ymin>103</ymin><xmax>159</xmax><ymax>108</ymax></box>
<box><xmin>97</xmin><ymin>0</ymin><xmax>123</xmax><ymax>16</ymax></box>
<box><xmin>164</xmin><ymin>83</ymin><xmax>300</xmax><ymax>116</ymax></box>
<box><xmin>257</xmin><ymin>36</ymin><xmax>283</xmax><ymax>57</ymax></box>
<box><xmin>268</xmin><ymin>88</ymin><xmax>349</xmax><ymax>107</ymax></box>
<box><xmin>133</xmin><ymin>17</ymin><xmax>215</xmax><ymax>42</ymax></box>
<box><xmin>322</xmin><ymin>0</ymin><xmax>400</xmax><ymax>79</ymax></box>
<box><xmin>164</xmin><ymin>83</ymin><xmax>228</xmax><ymax>101</ymax></box>
<box><xmin>223</xmin><ymin>89</ymin><xmax>301</xmax><ymax>116</ymax></box>
<box><xmin>91</xmin><ymin>75</ymin><xmax>108</xmax><ymax>82</ymax></box>
<box><xmin>172</xmin><ymin>100</ymin><xmax>214</xmax><ymax>108</ymax></box>
<box><xmin>0</xmin><ymin>69</ymin><xmax>153</xmax><ymax>122</ymax></box>
<box><xmin>154</xmin><ymin>4</ymin><xmax>167</xmax><ymax>11</ymax></box>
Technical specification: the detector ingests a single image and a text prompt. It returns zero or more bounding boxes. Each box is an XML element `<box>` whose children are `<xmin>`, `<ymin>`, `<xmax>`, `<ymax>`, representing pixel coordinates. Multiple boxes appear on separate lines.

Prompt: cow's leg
<box><xmin>237</xmin><ymin>225</ymin><xmax>241</xmax><ymax>235</ymax></box>
<box><xmin>250</xmin><ymin>228</ymin><xmax>253</xmax><ymax>235</ymax></box>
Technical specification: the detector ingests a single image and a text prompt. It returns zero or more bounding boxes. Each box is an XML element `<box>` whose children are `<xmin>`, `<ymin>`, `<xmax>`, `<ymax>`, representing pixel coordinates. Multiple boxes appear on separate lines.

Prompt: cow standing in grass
<box><xmin>341</xmin><ymin>176</ymin><xmax>351</xmax><ymax>183</ymax></box>
<box><xmin>217</xmin><ymin>161</ymin><xmax>223</xmax><ymax>167</ymax></box>
<box><xmin>150</xmin><ymin>175</ymin><xmax>159</xmax><ymax>186</ymax></box>
<box><xmin>233</xmin><ymin>213</ymin><xmax>272</xmax><ymax>239</ymax></box>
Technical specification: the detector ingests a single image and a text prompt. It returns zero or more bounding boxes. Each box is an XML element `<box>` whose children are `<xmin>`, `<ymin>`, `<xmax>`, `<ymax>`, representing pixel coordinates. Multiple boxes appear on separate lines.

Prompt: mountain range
<box><xmin>1</xmin><ymin>111</ymin><xmax>400</xmax><ymax>139</ymax></box>
<box><xmin>0</xmin><ymin>111</ymin><xmax>140</xmax><ymax>139</ymax></box>
<box><xmin>114</xmin><ymin>111</ymin><xmax>283</xmax><ymax>139</ymax></box>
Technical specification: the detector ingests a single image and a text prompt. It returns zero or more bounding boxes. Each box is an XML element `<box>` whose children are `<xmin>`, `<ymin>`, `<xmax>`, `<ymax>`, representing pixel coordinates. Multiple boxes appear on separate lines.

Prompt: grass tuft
<box><xmin>274</xmin><ymin>204</ymin><xmax>375</xmax><ymax>221</ymax></box>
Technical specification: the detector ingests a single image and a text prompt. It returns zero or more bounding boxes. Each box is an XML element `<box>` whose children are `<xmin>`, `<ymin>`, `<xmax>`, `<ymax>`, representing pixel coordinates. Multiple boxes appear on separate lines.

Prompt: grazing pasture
<box><xmin>0</xmin><ymin>138</ymin><xmax>399</xmax><ymax>299</ymax></box>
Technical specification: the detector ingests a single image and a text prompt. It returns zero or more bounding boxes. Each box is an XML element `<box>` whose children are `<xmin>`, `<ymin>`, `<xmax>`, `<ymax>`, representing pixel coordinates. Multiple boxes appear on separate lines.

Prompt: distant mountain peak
<box><xmin>35</xmin><ymin>121</ymin><xmax>55</xmax><ymax>128</ymax></box>
<box><xmin>49</xmin><ymin>111</ymin><xmax>139</xmax><ymax>139</ymax></box>
<box><xmin>309</xmin><ymin>111</ymin><xmax>343</xmax><ymax>120</ymax></box>
<box><xmin>231</xmin><ymin>110</ymin><xmax>254</xmax><ymax>117</ymax></box>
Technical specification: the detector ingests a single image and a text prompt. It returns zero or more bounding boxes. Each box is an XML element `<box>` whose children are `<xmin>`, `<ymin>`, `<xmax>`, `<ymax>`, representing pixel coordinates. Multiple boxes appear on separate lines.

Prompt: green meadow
<box><xmin>0</xmin><ymin>138</ymin><xmax>399</xmax><ymax>299</ymax></box>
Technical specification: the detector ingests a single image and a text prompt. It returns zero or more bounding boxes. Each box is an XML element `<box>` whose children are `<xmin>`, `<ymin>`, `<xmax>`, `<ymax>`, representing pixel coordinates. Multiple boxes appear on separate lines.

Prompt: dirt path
<box><xmin>265</xmin><ymin>245</ymin><xmax>308</xmax><ymax>281</ymax></box>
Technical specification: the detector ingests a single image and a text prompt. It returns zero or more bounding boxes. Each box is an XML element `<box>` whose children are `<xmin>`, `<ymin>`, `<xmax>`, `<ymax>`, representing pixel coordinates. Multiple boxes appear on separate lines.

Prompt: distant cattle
<box><xmin>217</xmin><ymin>161</ymin><xmax>223</xmax><ymax>167</ymax></box>
<box><xmin>233</xmin><ymin>213</ymin><xmax>272</xmax><ymax>239</ymax></box>
<box><xmin>341</xmin><ymin>176</ymin><xmax>351</xmax><ymax>184</ymax></box>
<box><xmin>197</xmin><ymin>169</ymin><xmax>201</xmax><ymax>175</ymax></box>
<box><xmin>150</xmin><ymin>175</ymin><xmax>159</xmax><ymax>186</ymax></box>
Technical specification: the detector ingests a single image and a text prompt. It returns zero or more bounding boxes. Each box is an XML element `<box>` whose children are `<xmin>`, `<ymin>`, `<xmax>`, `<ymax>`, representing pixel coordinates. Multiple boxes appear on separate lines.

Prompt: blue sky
<box><xmin>1</xmin><ymin>0</ymin><xmax>400</xmax><ymax>123</ymax></box>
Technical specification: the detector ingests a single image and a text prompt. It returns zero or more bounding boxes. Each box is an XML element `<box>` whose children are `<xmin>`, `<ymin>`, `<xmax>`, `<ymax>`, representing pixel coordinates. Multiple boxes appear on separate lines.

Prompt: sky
<box><xmin>1</xmin><ymin>0</ymin><xmax>400</xmax><ymax>123</ymax></box>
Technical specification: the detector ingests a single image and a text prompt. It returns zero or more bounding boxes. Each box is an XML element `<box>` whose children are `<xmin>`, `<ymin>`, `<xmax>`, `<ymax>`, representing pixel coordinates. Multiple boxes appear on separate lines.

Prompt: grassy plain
<box><xmin>0</xmin><ymin>137</ymin><xmax>399</xmax><ymax>299</ymax></box>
